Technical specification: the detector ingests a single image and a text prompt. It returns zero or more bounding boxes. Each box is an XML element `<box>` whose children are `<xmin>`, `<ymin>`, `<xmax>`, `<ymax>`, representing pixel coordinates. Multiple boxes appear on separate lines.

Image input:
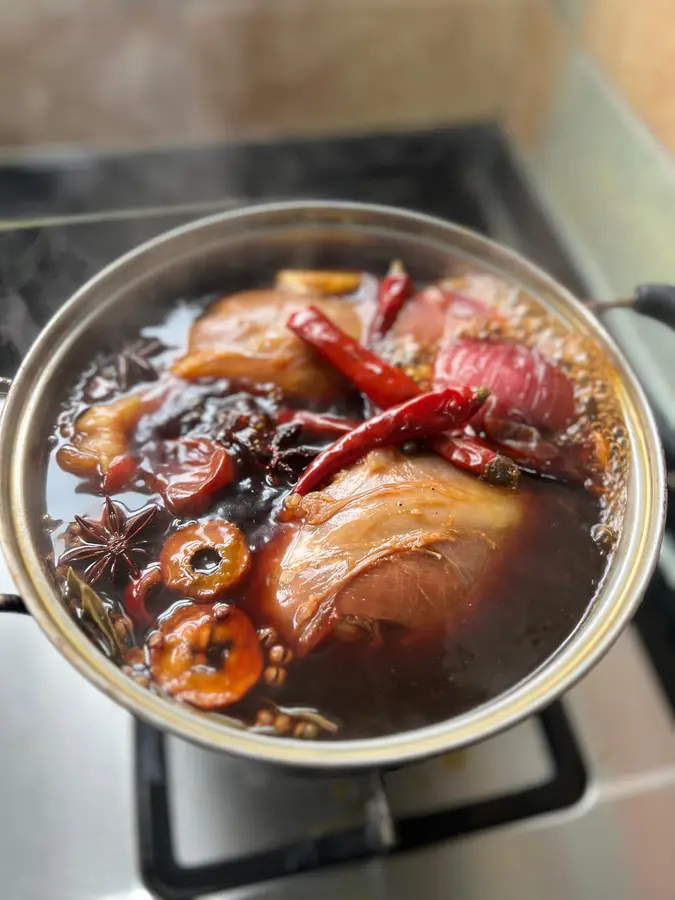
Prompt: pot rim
<box><xmin>0</xmin><ymin>200</ymin><xmax>666</xmax><ymax>769</ymax></box>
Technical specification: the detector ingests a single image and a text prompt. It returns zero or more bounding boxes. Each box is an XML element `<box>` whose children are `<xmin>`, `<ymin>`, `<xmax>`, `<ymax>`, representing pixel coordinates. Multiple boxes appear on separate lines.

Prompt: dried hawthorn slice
<box><xmin>150</xmin><ymin>437</ymin><xmax>235</xmax><ymax>516</ymax></box>
<box><xmin>148</xmin><ymin>603</ymin><xmax>263</xmax><ymax>709</ymax></box>
<box><xmin>159</xmin><ymin>520</ymin><xmax>252</xmax><ymax>602</ymax></box>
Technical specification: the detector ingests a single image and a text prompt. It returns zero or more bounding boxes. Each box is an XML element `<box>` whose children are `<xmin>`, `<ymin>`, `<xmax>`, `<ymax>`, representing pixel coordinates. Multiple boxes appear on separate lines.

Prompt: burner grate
<box><xmin>135</xmin><ymin>704</ymin><xmax>586</xmax><ymax>900</ymax></box>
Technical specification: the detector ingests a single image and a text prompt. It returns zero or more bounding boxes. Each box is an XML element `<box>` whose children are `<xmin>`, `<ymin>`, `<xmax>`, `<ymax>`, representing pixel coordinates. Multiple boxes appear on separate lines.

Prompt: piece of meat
<box><xmin>56</xmin><ymin>377</ymin><xmax>183</xmax><ymax>478</ymax></box>
<box><xmin>391</xmin><ymin>275</ymin><xmax>504</xmax><ymax>347</ymax></box>
<box><xmin>172</xmin><ymin>290</ymin><xmax>364</xmax><ymax>398</ymax></box>
<box><xmin>57</xmin><ymin>394</ymin><xmax>145</xmax><ymax>477</ymax></box>
<box><xmin>259</xmin><ymin>449</ymin><xmax>523</xmax><ymax>654</ymax></box>
<box><xmin>434</xmin><ymin>338</ymin><xmax>575</xmax><ymax>434</ymax></box>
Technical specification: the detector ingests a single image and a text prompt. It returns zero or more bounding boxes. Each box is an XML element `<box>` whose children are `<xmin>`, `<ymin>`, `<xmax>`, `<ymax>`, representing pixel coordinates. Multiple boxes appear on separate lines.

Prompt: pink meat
<box><xmin>393</xmin><ymin>284</ymin><xmax>495</xmax><ymax>347</ymax></box>
<box><xmin>258</xmin><ymin>450</ymin><xmax>524</xmax><ymax>654</ymax></box>
<box><xmin>172</xmin><ymin>290</ymin><xmax>364</xmax><ymax>398</ymax></box>
<box><xmin>434</xmin><ymin>338</ymin><xmax>575</xmax><ymax>433</ymax></box>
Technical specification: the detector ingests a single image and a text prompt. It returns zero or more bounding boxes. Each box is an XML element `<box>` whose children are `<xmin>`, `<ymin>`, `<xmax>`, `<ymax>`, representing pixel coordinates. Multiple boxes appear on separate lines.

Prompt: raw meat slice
<box><xmin>391</xmin><ymin>274</ymin><xmax>505</xmax><ymax>347</ymax></box>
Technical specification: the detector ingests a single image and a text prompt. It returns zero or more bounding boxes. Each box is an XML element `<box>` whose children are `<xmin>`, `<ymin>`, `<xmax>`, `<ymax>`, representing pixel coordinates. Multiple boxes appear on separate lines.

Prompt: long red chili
<box><xmin>287</xmin><ymin>306</ymin><xmax>419</xmax><ymax>410</ymax></box>
<box><xmin>289</xmin><ymin>306</ymin><xmax>518</xmax><ymax>487</ymax></box>
<box><xmin>429</xmin><ymin>434</ymin><xmax>519</xmax><ymax>487</ymax></box>
<box><xmin>366</xmin><ymin>260</ymin><xmax>413</xmax><ymax>343</ymax></box>
<box><xmin>275</xmin><ymin>409</ymin><xmax>359</xmax><ymax>437</ymax></box>
<box><xmin>489</xmin><ymin>433</ymin><xmax>587</xmax><ymax>483</ymax></box>
<box><xmin>293</xmin><ymin>385</ymin><xmax>489</xmax><ymax>495</ymax></box>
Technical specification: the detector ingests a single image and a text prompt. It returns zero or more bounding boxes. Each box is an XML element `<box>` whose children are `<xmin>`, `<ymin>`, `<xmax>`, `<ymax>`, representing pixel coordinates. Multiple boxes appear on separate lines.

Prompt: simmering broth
<box><xmin>45</xmin><ymin>268</ymin><xmax>626</xmax><ymax>740</ymax></box>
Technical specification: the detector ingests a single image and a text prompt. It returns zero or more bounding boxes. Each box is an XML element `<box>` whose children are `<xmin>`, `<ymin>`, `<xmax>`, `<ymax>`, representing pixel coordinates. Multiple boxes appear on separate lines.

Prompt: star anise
<box><xmin>84</xmin><ymin>337</ymin><xmax>166</xmax><ymax>402</ymax></box>
<box><xmin>59</xmin><ymin>497</ymin><xmax>159</xmax><ymax>585</ymax></box>
<box><xmin>113</xmin><ymin>337</ymin><xmax>165</xmax><ymax>391</ymax></box>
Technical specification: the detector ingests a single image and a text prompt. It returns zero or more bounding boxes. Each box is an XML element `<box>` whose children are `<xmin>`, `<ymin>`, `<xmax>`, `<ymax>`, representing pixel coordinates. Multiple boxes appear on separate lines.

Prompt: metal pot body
<box><xmin>0</xmin><ymin>201</ymin><xmax>666</xmax><ymax>771</ymax></box>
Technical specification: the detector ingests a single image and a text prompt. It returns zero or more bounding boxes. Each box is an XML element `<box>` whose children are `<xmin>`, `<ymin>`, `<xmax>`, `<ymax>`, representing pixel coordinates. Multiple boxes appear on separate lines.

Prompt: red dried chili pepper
<box><xmin>293</xmin><ymin>385</ymin><xmax>489</xmax><ymax>495</ymax></box>
<box><xmin>429</xmin><ymin>434</ymin><xmax>519</xmax><ymax>487</ymax></box>
<box><xmin>289</xmin><ymin>306</ymin><xmax>518</xmax><ymax>486</ymax></box>
<box><xmin>275</xmin><ymin>409</ymin><xmax>359</xmax><ymax>437</ymax></box>
<box><xmin>366</xmin><ymin>260</ymin><xmax>413</xmax><ymax>343</ymax></box>
<box><xmin>287</xmin><ymin>306</ymin><xmax>419</xmax><ymax>410</ymax></box>
<box><xmin>148</xmin><ymin>437</ymin><xmax>235</xmax><ymax>516</ymax></box>
<box><xmin>488</xmin><ymin>429</ymin><xmax>587</xmax><ymax>483</ymax></box>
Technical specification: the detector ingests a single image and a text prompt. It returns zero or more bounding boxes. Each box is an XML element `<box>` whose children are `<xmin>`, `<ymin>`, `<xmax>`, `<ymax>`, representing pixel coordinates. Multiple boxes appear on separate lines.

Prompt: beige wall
<box><xmin>582</xmin><ymin>0</ymin><xmax>675</xmax><ymax>154</ymax></box>
<box><xmin>0</xmin><ymin>0</ymin><xmax>521</xmax><ymax>152</ymax></box>
<box><xmin>504</xmin><ymin>0</ymin><xmax>675</xmax><ymax>425</ymax></box>
<box><xmin>502</xmin><ymin>0</ymin><xmax>675</xmax><ymax>298</ymax></box>
<box><xmin>1</xmin><ymin>1</ymin><xmax>673</xmax><ymax>160</ymax></box>
<box><xmin>505</xmin><ymin>0</ymin><xmax>675</xmax><ymax>156</ymax></box>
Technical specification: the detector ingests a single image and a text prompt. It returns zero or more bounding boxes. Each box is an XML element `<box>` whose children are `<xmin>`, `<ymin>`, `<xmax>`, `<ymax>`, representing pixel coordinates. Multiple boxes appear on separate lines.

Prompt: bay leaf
<box><xmin>66</xmin><ymin>567</ymin><xmax>125</xmax><ymax>661</ymax></box>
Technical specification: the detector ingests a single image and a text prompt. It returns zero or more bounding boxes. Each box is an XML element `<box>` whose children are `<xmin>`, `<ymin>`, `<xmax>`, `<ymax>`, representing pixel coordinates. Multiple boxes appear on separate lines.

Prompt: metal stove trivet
<box><xmin>134</xmin><ymin>704</ymin><xmax>585</xmax><ymax>900</ymax></box>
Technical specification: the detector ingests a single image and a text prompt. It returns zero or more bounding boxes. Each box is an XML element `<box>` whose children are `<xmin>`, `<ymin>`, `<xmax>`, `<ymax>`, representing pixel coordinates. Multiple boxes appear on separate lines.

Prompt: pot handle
<box><xmin>0</xmin><ymin>596</ymin><xmax>29</xmax><ymax>614</ymax></box>
<box><xmin>589</xmin><ymin>284</ymin><xmax>675</xmax><ymax>329</ymax></box>
<box><xmin>0</xmin><ymin>377</ymin><xmax>29</xmax><ymax>615</ymax></box>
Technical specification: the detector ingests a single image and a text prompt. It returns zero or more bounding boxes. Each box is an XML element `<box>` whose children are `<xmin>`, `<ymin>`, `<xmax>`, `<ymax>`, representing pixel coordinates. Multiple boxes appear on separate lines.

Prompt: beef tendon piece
<box><xmin>260</xmin><ymin>449</ymin><xmax>524</xmax><ymax>654</ymax></box>
<box><xmin>172</xmin><ymin>290</ymin><xmax>364</xmax><ymax>398</ymax></box>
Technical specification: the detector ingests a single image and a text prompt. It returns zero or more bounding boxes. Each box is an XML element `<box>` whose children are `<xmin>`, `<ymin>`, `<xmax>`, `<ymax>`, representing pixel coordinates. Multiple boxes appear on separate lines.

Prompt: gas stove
<box><xmin>1</xmin><ymin>126</ymin><xmax>673</xmax><ymax>900</ymax></box>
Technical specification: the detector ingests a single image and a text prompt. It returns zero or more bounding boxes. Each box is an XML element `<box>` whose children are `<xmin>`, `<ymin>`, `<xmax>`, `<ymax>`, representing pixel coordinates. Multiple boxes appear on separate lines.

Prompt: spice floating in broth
<box><xmin>290</xmin><ymin>384</ymin><xmax>490</xmax><ymax>496</ymax></box>
<box><xmin>148</xmin><ymin>603</ymin><xmax>263</xmax><ymax>710</ymax></box>
<box><xmin>59</xmin><ymin>497</ymin><xmax>159</xmax><ymax>585</ymax></box>
<box><xmin>65</xmin><ymin>568</ymin><xmax>128</xmax><ymax>662</ymax></box>
<box><xmin>46</xmin><ymin>264</ymin><xmax>627</xmax><ymax>739</ymax></box>
<box><xmin>159</xmin><ymin>520</ymin><xmax>252</xmax><ymax>601</ymax></box>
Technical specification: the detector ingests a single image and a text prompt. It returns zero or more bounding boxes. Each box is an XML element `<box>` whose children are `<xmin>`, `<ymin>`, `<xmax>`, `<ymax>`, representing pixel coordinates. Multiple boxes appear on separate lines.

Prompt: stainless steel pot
<box><xmin>0</xmin><ymin>201</ymin><xmax>668</xmax><ymax>771</ymax></box>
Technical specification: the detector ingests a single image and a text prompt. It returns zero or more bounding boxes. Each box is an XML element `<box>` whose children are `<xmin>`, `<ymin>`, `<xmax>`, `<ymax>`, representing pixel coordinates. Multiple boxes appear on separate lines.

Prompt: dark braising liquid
<box><xmin>45</xmin><ymin>294</ymin><xmax>609</xmax><ymax>740</ymax></box>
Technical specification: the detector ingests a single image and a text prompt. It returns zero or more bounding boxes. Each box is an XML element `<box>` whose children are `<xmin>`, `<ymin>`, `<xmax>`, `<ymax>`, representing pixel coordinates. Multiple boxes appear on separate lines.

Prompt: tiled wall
<box><xmin>503</xmin><ymin>0</ymin><xmax>675</xmax><ymax>437</ymax></box>
<box><xmin>0</xmin><ymin>0</ymin><xmax>521</xmax><ymax>151</ymax></box>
